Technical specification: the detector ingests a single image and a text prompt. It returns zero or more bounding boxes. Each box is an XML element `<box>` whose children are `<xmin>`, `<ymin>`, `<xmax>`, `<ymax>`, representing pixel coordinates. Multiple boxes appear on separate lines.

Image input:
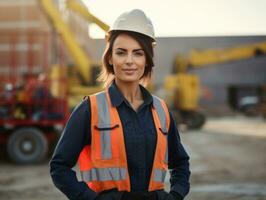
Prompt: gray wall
<box><xmin>190</xmin><ymin>56</ymin><xmax>266</xmax><ymax>109</ymax></box>
<box><xmin>87</xmin><ymin>36</ymin><xmax>266</xmax><ymax>112</ymax></box>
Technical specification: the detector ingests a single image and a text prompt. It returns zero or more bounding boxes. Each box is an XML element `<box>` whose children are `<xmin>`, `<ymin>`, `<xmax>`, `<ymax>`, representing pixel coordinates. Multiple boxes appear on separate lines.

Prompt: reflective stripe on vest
<box><xmin>154</xmin><ymin>169</ymin><xmax>167</xmax><ymax>182</ymax></box>
<box><xmin>152</xmin><ymin>96</ymin><xmax>168</xmax><ymax>133</ymax></box>
<box><xmin>81</xmin><ymin>167</ymin><xmax>127</xmax><ymax>182</ymax></box>
<box><xmin>152</xmin><ymin>95</ymin><xmax>169</xmax><ymax>164</ymax></box>
<box><xmin>78</xmin><ymin>90</ymin><xmax>170</xmax><ymax>192</ymax></box>
<box><xmin>95</xmin><ymin>92</ymin><xmax>112</xmax><ymax>159</ymax></box>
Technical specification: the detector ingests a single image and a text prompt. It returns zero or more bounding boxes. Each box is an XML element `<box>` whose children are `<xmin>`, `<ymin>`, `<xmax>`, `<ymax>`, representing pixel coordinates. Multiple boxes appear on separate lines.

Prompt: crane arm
<box><xmin>40</xmin><ymin>0</ymin><xmax>91</xmax><ymax>83</ymax></box>
<box><xmin>176</xmin><ymin>41</ymin><xmax>266</xmax><ymax>73</ymax></box>
<box><xmin>66</xmin><ymin>0</ymin><xmax>109</xmax><ymax>32</ymax></box>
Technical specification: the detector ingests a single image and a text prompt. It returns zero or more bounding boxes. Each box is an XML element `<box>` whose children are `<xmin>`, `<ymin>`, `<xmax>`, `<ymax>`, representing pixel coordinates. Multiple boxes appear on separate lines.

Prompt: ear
<box><xmin>108</xmin><ymin>56</ymin><xmax>113</xmax><ymax>66</ymax></box>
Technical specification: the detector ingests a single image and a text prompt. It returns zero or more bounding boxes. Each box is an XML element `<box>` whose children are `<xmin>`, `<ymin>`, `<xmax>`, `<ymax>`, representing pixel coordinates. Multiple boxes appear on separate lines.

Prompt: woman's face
<box><xmin>109</xmin><ymin>33</ymin><xmax>146</xmax><ymax>84</ymax></box>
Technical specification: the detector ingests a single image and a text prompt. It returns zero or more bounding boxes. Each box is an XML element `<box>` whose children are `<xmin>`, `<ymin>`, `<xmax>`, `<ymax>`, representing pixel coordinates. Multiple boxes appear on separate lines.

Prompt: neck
<box><xmin>114</xmin><ymin>79</ymin><xmax>142</xmax><ymax>103</ymax></box>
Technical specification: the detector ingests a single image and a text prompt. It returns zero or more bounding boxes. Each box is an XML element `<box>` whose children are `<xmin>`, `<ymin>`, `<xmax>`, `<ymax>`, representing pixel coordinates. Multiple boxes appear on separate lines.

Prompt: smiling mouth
<box><xmin>122</xmin><ymin>69</ymin><xmax>137</xmax><ymax>71</ymax></box>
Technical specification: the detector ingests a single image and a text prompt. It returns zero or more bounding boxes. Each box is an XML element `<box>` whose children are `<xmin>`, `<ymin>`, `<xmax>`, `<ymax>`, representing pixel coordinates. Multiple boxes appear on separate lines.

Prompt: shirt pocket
<box><xmin>92</xmin><ymin>123</ymin><xmax>120</xmax><ymax>160</ymax></box>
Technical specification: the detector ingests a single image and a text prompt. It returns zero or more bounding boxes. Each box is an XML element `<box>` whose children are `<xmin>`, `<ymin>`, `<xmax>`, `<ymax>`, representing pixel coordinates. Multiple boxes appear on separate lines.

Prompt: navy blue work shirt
<box><xmin>50</xmin><ymin>82</ymin><xmax>190</xmax><ymax>200</ymax></box>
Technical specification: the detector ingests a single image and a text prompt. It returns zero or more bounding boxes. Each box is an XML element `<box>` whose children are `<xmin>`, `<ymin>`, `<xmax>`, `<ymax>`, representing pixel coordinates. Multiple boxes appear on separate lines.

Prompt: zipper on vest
<box><xmin>94</xmin><ymin>124</ymin><xmax>120</xmax><ymax>131</ymax></box>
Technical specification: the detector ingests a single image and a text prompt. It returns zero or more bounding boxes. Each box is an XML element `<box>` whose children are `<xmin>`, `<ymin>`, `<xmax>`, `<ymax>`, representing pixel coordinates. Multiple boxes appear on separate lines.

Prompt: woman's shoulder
<box><xmin>151</xmin><ymin>94</ymin><xmax>168</xmax><ymax>106</ymax></box>
<box><xmin>70</xmin><ymin>98</ymin><xmax>91</xmax><ymax>118</ymax></box>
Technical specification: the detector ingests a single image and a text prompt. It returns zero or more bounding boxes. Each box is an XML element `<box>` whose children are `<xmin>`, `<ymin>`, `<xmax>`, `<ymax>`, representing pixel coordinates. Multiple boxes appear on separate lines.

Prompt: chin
<box><xmin>119</xmin><ymin>77</ymin><xmax>140</xmax><ymax>83</ymax></box>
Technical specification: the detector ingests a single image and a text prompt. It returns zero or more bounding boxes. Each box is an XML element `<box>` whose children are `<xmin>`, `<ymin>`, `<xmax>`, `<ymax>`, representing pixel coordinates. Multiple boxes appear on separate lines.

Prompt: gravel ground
<box><xmin>1</xmin><ymin>116</ymin><xmax>266</xmax><ymax>200</ymax></box>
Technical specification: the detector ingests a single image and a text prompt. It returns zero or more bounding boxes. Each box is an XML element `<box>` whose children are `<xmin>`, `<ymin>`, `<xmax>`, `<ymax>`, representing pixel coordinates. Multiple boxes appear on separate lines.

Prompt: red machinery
<box><xmin>0</xmin><ymin>32</ymin><xmax>69</xmax><ymax>164</ymax></box>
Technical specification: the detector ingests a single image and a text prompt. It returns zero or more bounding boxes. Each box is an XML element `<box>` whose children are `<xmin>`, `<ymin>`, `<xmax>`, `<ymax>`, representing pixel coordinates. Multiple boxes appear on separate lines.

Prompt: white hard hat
<box><xmin>108</xmin><ymin>9</ymin><xmax>155</xmax><ymax>41</ymax></box>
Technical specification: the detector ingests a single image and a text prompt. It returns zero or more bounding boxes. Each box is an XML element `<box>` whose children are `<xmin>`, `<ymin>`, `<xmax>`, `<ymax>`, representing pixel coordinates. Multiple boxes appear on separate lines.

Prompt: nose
<box><xmin>125</xmin><ymin>53</ymin><xmax>133</xmax><ymax>65</ymax></box>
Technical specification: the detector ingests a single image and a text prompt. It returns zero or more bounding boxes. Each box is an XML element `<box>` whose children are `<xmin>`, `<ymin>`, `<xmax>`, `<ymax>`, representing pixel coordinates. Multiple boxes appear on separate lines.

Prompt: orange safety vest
<box><xmin>78</xmin><ymin>90</ymin><xmax>170</xmax><ymax>192</ymax></box>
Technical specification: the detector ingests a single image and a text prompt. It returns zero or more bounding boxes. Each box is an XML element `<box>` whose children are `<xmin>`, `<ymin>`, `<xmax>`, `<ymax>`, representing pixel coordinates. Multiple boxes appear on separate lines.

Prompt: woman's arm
<box><xmin>168</xmin><ymin>113</ymin><xmax>191</xmax><ymax>200</ymax></box>
<box><xmin>49</xmin><ymin>99</ymin><xmax>97</xmax><ymax>200</ymax></box>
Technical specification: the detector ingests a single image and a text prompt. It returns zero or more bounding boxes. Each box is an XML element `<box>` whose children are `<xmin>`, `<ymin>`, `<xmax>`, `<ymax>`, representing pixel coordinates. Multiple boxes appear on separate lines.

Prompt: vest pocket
<box><xmin>94</xmin><ymin>124</ymin><xmax>120</xmax><ymax>131</ymax></box>
<box><xmin>159</xmin><ymin>127</ymin><xmax>168</xmax><ymax>135</ymax></box>
<box><xmin>93</xmin><ymin>124</ymin><xmax>119</xmax><ymax>160</ymax></box>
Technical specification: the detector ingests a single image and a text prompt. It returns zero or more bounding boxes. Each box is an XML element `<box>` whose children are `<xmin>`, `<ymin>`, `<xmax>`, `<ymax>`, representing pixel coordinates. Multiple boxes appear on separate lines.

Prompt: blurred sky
<box><xmin>81</xmin><ymin>0</ymin><xmax>266</xmax><ymax>38</ymax></box>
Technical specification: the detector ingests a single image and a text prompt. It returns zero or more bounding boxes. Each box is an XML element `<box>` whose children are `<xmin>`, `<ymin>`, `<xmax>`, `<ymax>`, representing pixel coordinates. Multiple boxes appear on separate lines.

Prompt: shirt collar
<box><xmin>108</xmin><ymin>81</ymin><xmax>153</xmax><ymax>107</ymax></box>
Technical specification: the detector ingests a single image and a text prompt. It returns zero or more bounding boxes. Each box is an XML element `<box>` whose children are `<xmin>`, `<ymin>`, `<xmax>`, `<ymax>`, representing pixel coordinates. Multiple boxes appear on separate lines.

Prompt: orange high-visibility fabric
<box><xmin>78</xmin><ymin>91</ymin><xmax>170</xmax><ymax>192</ymax></box>
<box><xmin>149</xmin><ymin>98</ymin><xmax>169</xmax><ymax>191</ymax></box>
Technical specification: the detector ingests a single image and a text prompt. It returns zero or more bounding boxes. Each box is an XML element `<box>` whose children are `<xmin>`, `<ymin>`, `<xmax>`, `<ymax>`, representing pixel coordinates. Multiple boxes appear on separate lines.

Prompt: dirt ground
<box><xmin>0</xmin><ymin>116</ymin><xmax>266</xmax><ymax>200</ymax></box>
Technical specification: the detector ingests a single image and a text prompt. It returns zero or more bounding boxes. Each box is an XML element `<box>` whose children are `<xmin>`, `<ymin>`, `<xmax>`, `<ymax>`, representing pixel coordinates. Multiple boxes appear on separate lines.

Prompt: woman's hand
<box><xmin>95</xmin><ymin>190</ymin><xmax>123</xmax><ymax>200</ymax></box>
<box><xmin>156</xmin><ymin>190</ymin><xmax>183</xmax><ymax>200</ymax></box>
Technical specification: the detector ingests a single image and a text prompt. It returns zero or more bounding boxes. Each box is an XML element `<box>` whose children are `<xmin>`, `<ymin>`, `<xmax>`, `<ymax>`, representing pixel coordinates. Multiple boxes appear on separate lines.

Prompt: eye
<box><xmin>134</xmin><ymin>51</ymin><xmax>144</xmax><ymax>56</ymax></box>
<box><xmin>115</xmin><ymin>50</ymin><xmax>125</xmax><ymax>56</ymax></box>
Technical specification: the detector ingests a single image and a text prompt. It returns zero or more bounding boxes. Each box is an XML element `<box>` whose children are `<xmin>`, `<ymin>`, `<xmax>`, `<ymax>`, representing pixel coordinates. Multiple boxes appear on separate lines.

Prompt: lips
<box><xmin>122</xmin><ymin>68</ymin><xmax>137</xmax><ymax>75</ymax></box>
<box><xmin>122</xmin><ymin>68</ymin><xmax>137</xmax><ymax>71</ymax></box>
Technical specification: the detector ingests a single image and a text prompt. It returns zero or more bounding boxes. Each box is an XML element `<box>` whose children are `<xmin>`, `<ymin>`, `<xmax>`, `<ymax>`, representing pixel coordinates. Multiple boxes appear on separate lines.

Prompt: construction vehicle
<box><xmin>164</xmin><ymin>41</ymin><xmax>266</xmax><ymax>129</ymax></box>
<box><xmin>0</xmin><ymin>32</ymin><xmax>70</xmax><ymax>164</ymax></box>
<box><xmin>0</xmin><ymin>0</ymin><xmax>109</xmax><ymax>164</ymax></box>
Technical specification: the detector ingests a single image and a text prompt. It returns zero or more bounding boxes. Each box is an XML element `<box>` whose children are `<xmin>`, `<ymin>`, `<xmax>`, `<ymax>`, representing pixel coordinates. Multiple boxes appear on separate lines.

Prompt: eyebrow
<box><xmin>115</xmin><ymin>48</ymin><xmax>144</xmax><ymax>52</ymax></box>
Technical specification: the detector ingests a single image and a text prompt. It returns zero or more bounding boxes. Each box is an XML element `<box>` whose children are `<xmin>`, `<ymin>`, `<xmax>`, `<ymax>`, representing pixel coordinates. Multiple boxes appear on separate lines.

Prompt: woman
<box><xmin>50</xmin><ymin>9</ymin><xmax>190</xmax><ymax>200</ymax></box>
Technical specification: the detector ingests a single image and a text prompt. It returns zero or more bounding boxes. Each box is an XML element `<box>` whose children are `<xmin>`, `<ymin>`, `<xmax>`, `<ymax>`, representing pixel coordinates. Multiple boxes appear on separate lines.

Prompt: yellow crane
<box><xmin>175</xmin><ymin>41</ymin><xmax>266</xmax><ymax>73</ymax></box>
<box><xmin>41</xmin><ymin>0</ymin><xmax>92</xmax><ymax>83</ymax></box>
<box><xmin>66</xmin><ymin>0</ymin><xmax>109</xmax><ymax>32</ymax></box>
<box><xmin>164</xmin><ymin>41</ymin><xmax>266</xmax><ymax>129</ymax></box>
<box><xmin>40</xmin><ymin>0</ymin><xmax>109</xmax><ymax>108</ymax></box>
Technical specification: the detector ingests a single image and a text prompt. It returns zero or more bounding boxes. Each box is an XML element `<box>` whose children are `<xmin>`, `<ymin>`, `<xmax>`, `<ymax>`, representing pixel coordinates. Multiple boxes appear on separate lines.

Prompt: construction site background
<box><xmin>0</xmin><ymin>1</ymin><xmax>266</xmax><ymax>200</ymax></box>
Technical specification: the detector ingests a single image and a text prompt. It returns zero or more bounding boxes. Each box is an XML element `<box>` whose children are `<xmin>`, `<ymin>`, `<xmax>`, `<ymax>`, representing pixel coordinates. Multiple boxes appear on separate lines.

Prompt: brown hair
<box><xmin>97</xmin><ymin>30</ymin><xmax>155</xmax><ymax>88</ymax></box>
